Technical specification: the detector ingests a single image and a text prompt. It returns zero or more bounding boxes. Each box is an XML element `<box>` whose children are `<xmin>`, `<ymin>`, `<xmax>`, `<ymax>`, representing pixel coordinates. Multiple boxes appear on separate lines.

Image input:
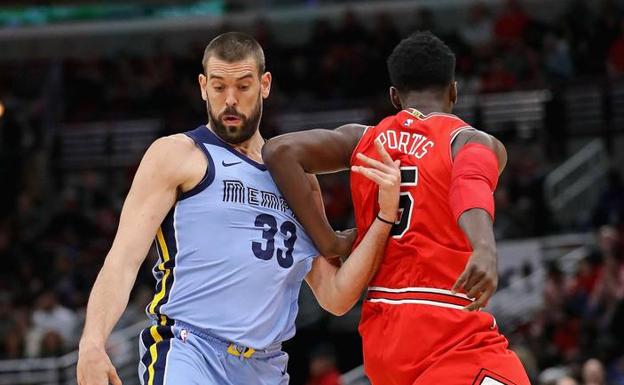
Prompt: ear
<box><xmin>260</xmin><ymin>72</ymin><xmax>272</xmax><ymax>99</ymax></box>
<box><xmin>450</xmin><ymin>81</ymin><xmax>458</xmax><ymax>105</ymax></box>
<box><xmin>389</xmin><ymin>86</ymin><xmax>402</xmax><ymax>110</ymax></box>
<box><xmin>198</xmin><ymin>74</ymin><xmax>207</xmax><ymax>101</ymax></box>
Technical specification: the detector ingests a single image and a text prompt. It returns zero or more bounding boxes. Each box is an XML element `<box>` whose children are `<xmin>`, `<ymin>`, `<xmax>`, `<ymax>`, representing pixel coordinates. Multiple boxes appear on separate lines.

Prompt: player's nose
<box><xmin>225</xmin><ymin>89</ymin><xmax>238</xmax><ymax>107</ymax></box>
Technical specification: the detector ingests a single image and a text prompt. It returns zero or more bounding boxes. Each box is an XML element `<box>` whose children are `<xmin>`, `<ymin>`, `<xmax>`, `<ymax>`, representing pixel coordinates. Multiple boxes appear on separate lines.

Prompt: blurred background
<box><xmin>0</xmin><ymin>0</ymin><xmax>623</xmax><ymax>384</ymax></box>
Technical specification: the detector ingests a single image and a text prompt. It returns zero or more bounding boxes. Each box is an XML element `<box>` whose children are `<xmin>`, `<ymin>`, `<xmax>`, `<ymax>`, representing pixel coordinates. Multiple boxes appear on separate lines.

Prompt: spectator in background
<box><xmin>369</xmin><ymin>12</ymin><xmax>401</xmax><ymax>91</ymax></box>
<box><xmin>582</xmin><ymin>358</ymin><xmax>606</xmax><ymax>385</ymax></box>
<box><xmin>589</xmin><ymin>226</ymin><xmax>623</xmax><ymax>315</ymax></box>
<box><xmin>569</xmin><ymin>256</ymin><xmax>602</xmax><ymax>314</ymax></box>
<box><xmin>305</xmin><ymin>343</ymin><xmax>341</xmax><ymax>385</ymax></box>
<box><xmin>607</xmin><ymin>355</ymin><xmax>624</xmax><ymax>385</ymax></box>
<box><xmin>494</xmin><ymin>0</ymin><xmax>530</xmax><ymax>47</ymax></box>
<box><xmin>592</xmin><ymin>0</ymin><xmax>622</xmax><ymax>73</ymax></box>
<box><xmin>481</xmin><ymin>58</ymin><xmax>517</xmax><ymax>92</ymax></box>
<box><xmin>39</xmin><ymin>331</ymin><xmax>65</xmax><ymax>357</ymax></box>
<box><xmin>607</xmin><ymin>19</ymin><xmax>624</xmax><ymax>77</ymax></box>
<box><xmin>0</xmin><ymin>292</ymin><xmax>19</xmax><ymax>358</ymax></box>
<box><xmin>409</xmin><ymin>7</ymin><xmax>438</xmax><ymax>35</ymax></box>
<box><xmin>543</xmin><ymin>31</ymin><xmax>575</xmax><ymax>81</ymax></box>
<box><xmin>460</xmin><ymin>2</ymin><xmax>494</xmax><ymax>52</ymax></box>
<box><xmin>592</xmin><ymin>170</ymin><xmax>624</xmax><ymax>228</ymax></box>
<box><xmin>30</xmin><ymin>292</ymin><xmax>78</xmax><ymax>356</ymax></box>
<box><xmin>556</xmin><ymin>376</ymin><xmax>579</xmax><ymax>385</ymax></box>
<box><xmin>335</xmin><ymin>10</ymin><xmax>370</xmax><ymax>97</ymax></box>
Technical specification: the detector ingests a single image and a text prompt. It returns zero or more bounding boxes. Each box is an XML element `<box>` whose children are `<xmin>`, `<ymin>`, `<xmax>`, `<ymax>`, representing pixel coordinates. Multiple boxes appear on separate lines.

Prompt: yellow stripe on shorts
<box><xmin>149</xmin><ymin>228</ymin><xmax>172</xmax><ymax>315</ymax></box>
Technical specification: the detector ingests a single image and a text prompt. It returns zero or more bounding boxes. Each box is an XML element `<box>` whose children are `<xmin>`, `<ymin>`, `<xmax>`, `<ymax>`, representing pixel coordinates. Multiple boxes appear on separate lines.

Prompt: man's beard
<box><xmin>208</xmin><ymin>95</ymin><xmax>262</xmax><ymax>144</ymax></box>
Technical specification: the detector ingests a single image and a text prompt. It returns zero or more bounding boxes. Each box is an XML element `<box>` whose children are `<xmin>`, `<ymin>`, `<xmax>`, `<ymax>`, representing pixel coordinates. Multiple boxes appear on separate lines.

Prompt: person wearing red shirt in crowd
<box><xmin>494</xmin><ymin>0</ymin><xmax>530</xmax><ymax>47</ymax></box>
<box><xmin>305</xmin><ymin>344</ymin><xmax>342</xmax><ymax>385</ymax></box>
<box><xmin>264</xmin><ymin>32</ymin><xmax>530</xmax><ymax>385</ymax></box>
<box><xmin>608</xmin><ymin>20</ymin><xmax>624</xmax><ymax>76</ymax></box>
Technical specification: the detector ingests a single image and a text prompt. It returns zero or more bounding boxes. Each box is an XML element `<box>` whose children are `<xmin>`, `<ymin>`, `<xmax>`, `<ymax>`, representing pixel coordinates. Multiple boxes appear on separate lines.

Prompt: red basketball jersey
<box><xmin>350</xmin><ymin>108</ymin><xmax>476</xmax><ymax>290</ymax></box>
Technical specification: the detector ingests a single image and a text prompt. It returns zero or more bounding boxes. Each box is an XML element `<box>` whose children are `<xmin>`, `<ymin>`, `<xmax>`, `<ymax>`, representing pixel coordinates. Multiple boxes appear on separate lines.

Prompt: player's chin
<box><xmin>224</xmin><ymin>124</ymin><xmax>243</xmax><ymax>137</ymax></box>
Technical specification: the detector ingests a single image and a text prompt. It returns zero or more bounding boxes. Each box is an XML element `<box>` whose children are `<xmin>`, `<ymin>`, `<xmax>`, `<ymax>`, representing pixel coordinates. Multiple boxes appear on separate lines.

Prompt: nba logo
<box><xmin>404</xmin><ymin>119</ymin><xmax>413</xmax><ymax>127</ymax></box>
<box><xmin>180</xmin><ymin>329</ymin><xmax>188</xmax><ymax>343</ymax></box>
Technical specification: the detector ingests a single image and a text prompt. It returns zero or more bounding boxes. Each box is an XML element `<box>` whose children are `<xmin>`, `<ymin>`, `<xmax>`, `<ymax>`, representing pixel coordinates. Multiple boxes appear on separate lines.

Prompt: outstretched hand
<box><xmin>352</xmin><ymin>139</ymin><xmax>401</xmax><ymax>222</ymax></box>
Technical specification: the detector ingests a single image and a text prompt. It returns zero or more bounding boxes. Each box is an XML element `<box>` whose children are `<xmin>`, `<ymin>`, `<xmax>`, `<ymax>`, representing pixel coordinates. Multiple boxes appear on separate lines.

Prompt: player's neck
<box><xmin>206</xmin><ymin>124</ymin><xmax>265</xmax><ymax>164</ymax></box>
<box><xmin>402</xmin><ymin>93</ymin><xmax>450</xmax><ymax>115</ymax></box>
<box><xmin>229</xmin><ymin>129</ymin><xmax>265</xmax><ymax>164</ymax></box>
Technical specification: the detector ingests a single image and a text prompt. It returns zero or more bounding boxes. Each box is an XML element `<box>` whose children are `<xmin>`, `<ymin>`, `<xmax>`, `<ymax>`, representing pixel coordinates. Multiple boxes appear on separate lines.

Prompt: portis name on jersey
<box><xmin>375</xmin><ymin>129</ymin><xmax>435</xmax><ymax>159</ymax></box>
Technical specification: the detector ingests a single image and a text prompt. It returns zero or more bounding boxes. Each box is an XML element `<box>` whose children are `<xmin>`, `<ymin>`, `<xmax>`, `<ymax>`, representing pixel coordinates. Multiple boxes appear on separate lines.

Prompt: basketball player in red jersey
<box><xmin>263</xmin><ymin>32</ymin><xmax>530</xmax><ymax>385</ymax></box>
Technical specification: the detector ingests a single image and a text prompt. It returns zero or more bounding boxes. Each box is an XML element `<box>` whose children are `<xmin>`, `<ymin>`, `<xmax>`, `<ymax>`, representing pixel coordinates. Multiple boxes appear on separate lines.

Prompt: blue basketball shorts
<box><xmin>138</xmin><ymin>321</ymin><xmax>289</xmax><ymax>385</ymax></box>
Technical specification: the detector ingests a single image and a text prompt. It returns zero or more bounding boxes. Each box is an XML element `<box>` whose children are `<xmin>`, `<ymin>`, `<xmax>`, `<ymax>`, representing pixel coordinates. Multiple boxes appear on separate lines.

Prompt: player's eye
<box><xmin>238</xmin><ymin>84</ymin><xmax>250</xmax><ymax>91</ymax></box>
<box><xmin>213</xmin><ymin>85</ymin><xmax>225</xmax><ymax>92</ymax></box>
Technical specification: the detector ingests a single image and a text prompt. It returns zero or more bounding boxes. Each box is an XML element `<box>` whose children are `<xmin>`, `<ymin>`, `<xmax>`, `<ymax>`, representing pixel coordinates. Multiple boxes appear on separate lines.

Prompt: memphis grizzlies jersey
<box><xmin>145</xmin><ymin>126</ymin><xmax>319</xmax><ymax>349</ymax></box>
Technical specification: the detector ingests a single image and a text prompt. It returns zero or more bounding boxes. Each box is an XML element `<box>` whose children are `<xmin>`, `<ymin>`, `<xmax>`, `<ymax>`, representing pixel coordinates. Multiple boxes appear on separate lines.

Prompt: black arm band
<box><xmin>376</xmin><ymin>213</ymin><xmax>395</xmax><ymax>226</ymax></box>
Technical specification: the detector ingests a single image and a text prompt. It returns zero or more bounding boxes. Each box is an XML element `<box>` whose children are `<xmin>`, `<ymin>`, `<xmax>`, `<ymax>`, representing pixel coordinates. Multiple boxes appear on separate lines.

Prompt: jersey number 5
<box><xmin>251</xmin><ymin>214</ymin><xmax>297</xmax><ymax>268</ymax></box>
<box><xmin>391</xmin><ymin>167</ymin><xmax>418</xmax><ymax>238</ymax></box>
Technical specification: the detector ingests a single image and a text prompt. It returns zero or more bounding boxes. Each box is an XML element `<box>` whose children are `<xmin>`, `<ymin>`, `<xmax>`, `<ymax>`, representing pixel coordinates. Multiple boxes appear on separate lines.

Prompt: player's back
<box><xmin>350</xmin><ymin>108</ymin><xmax>475</xmax><ymax>291</ymax></box>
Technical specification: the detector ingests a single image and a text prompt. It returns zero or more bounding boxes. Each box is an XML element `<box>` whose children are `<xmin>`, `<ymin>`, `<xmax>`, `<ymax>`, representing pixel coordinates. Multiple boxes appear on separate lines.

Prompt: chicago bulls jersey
<box><xmin>350</xmin><ymin>108</ymin><xmax>476</xmax><ymax>290</ymax></box>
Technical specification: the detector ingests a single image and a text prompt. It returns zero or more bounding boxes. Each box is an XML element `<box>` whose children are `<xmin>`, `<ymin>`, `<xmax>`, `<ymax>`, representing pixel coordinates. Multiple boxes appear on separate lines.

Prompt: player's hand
<box><xmin>451</xmin><ymin>247</ymin><xmax>498</xmax><ymax>311</ymax></box>
<box><xmin>77</xmin><ymin>344</ymin><xmax>122</xmax><ymax>385</ymax></box>
<box><xmin>352</xmin><ymin>139</ymin><xmax>401</xmax><ymax>221</ymax></box>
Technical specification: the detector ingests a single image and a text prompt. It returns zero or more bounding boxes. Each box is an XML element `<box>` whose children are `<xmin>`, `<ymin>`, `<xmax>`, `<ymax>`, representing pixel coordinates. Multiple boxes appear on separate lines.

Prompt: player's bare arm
<box><xmin>450</xmin><ymin>129</ymin><xmax>506</xmax><ymax>311</ymax></box>
<box><xmin>77</xmin><ymin>135</ymin><xmax>205</xmax><ymax>385</ymax></box>
<box><xmin>305</xmin><ymin>140</ymin><xmax>400</xmax><ymax>315</ymax></box>
<box><xmin>262</xmin><ymin>123</ymin><xmax>366</xmax><ymax>258</ymax></box>
<box><xmin>306</xmin><ymin>173</ymin><xmax>358</xmax><ymax>268</ymax></box>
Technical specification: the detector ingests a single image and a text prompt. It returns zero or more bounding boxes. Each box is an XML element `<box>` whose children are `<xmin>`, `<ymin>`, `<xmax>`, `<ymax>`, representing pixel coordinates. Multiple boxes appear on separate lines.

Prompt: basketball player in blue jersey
<box><xmin>77</xmin><ymin>32</ymin><xmax>401</xmax><ymax>385</ymax></box>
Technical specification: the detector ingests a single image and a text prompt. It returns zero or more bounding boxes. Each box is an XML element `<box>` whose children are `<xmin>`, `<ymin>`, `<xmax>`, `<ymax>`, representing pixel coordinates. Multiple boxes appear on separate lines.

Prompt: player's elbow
<box><xmin>262</xmin><ymin>137</ymin><xmax>293</xmax><ymax>168</ymax></box>
<box><xmin>320</xmin><ymin>291</ymin><xmax>357</xmax><ymax>316</ymax></box>
<box><xmin>321</xmin><ymin>301</ymin><xmax>351</xmax><ymax>316</ymax></box>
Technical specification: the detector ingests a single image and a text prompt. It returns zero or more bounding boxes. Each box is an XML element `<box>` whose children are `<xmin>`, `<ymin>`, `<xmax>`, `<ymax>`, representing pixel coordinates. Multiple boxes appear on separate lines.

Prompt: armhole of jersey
<box><xmin>349</xmin><ymin>126</ymin><xmax>372</xmax><ymax>165</ymax></box>
<box><xmin>178</xmin><ymin>133</ymin><xmax>216</xmax><ymax>201</ymax></box>
<box><xmin>448</xmin><ymin>126</ymin><xmax>475</xmax><ymax>165</ymax></box>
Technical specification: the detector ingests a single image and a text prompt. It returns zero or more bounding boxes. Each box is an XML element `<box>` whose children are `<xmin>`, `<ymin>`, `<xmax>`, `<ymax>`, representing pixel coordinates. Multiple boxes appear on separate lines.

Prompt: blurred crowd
<box><xmin>499</xmin><ymin>224</ymin><xmax>624</xmax><ymax>385</ymax></box>
<box><xmin>1</xmin><ymin>1</ymin><xmax>624</xmax><ymax>385</ymax></box>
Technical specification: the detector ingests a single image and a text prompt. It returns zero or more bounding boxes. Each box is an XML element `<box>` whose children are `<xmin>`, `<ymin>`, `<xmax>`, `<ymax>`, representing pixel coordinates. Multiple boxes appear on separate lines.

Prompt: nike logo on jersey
<box><xmin>222</xmin><ymin>160</ymin><xmax>242</xmax><ymax>167</ymax></box>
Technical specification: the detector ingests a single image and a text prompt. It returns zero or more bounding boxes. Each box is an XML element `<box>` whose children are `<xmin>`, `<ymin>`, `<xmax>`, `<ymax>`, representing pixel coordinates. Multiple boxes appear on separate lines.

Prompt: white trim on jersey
<box><xmin>481</xmin><ymin>377</ymin><xmax>507</xmax><ymax>385</ymax></box>
<box><xmin>368</xmin><ymin>286</ymin><xmax>471</xmax><ymax>300</ymax></box>
<box><xmin>367</xmin><ymin>298</ymin><xmax>465</xmax><ymax>310</ymax></box>
<box><xmin>448</xmin><ymin>126</ymin><xmax>476</xmax><ymax>163</ymax></box>
<box><xmin>405</xmin><ymin>109</ymin><xmax>465</xmax><ymax>122</ymax></box>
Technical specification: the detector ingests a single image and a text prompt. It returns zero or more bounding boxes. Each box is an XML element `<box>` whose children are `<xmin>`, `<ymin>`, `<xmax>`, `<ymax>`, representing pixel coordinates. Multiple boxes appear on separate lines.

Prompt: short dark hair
<box><xmin>202</xmin><ymin>32</ymin><xmax>266</xmax><ymax>74</ymax></box>
<box><xmin>387</xmin><ymin>31</ymin><xmax>455</xmax><ymax>93</ymax></box>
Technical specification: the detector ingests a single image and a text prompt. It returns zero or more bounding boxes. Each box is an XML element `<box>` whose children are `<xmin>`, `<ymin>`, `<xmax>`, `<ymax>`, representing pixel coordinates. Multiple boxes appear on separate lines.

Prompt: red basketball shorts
<box><xmin>360</xmin><ymin>287</ymin><xmax>531</xmax><ymax>385</ymax></box>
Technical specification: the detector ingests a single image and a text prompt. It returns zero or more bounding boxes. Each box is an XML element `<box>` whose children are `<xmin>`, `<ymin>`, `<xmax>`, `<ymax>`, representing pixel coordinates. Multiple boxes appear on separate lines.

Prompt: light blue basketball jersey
<box><xmin>145</xmin><ymin>125</ymin><xmax>319</xmax><ymax>350</ymax></box>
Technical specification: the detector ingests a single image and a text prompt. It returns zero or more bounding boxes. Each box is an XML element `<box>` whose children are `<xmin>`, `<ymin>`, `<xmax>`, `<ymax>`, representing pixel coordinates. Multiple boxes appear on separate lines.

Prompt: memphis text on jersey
<box><xmin>223</xmin><ymin>179</ymin><xmax>293</xmax><ymax>215</ymax></box>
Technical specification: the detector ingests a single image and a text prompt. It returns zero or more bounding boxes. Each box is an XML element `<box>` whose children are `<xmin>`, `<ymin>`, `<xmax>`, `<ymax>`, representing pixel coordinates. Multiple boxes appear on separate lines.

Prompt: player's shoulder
<box><xmin>144</xmin><ymin>134</ymin><xmax>196</xmax><ymax>162</ymax></box>
<box><xmin>422</xmin><ymin>112</ymin><xmax>471</xmax><ymax>129</ymax></box>
<box><xmin>141</xmin><ymin>134</ymin><xmax>204</xmax><ymax>178</ymax></box>
<box><xmin>335</xmin><ymin>123</ymin><xmax>369</xmax><ymax>152</ymax></box>
<box><xmin>451</xmin><ymin>128</ymin><xmax>507</xmax><ymax>169</ymax></box>
<box><xmin>453</xmin><ymin>128</ymin><xmax>502</xmax><ymax>150</ymax></box>
<box><xmin>336</xmin><ymin>123</ymin><xmax>368</xmax><ymax>138</ymax></box>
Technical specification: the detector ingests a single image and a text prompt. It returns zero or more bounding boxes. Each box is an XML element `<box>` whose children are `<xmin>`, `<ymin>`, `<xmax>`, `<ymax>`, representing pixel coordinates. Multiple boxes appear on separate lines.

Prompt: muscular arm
<box><xmin>305</xmin><ymin>218</ymin><xmax>391</xmax><ymax>315</ymax></box>
<box><xmin>304</xmin><ymin>141</ymin><xmax>400</xmax><ymax>315</ymax></box>
<box><xmin>451</xmin><ymin>129</ymin><xmax>506</xmax><ymax>310</ymax></box>
<box><xmin>262</xmin><ymin>124</ymin><xmax>366</xmax><ymax>257</ymax></box>
<box><xmin>78</xmin><ymin>136</ymin><xmax>202</xmax><ymax>385</ymax></box>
